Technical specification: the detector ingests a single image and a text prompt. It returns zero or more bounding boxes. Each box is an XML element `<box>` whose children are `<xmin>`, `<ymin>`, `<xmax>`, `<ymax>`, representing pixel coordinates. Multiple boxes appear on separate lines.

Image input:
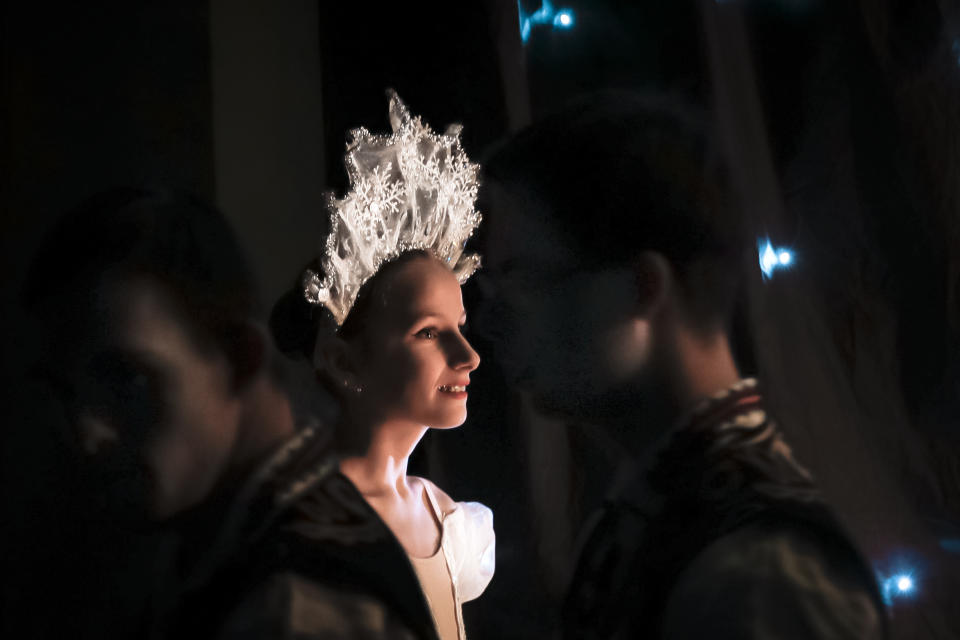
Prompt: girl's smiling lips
<box><xmin>438</xmin><ymin>381</ymin><xmax>470</xmax><ymax>397</ymax></box>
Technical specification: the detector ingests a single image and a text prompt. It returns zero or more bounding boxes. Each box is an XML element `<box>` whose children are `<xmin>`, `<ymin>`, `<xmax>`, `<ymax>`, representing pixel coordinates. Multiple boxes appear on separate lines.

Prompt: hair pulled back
<box><xmin>270</xmin><ymin>250</ymin><xmax>432</xmax><ymax>362</ymax></box>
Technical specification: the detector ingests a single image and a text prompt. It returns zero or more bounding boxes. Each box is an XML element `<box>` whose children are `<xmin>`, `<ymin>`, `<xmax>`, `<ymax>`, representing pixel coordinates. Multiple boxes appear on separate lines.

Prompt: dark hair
<box><xmin>21</xmin><ymin>188</ymin><xmax>260</xmax><ymax>360</ymax></box>
<box><xmin>481</xmin><ymin>92</ymin><xmax>747</xmax><ymax>333</ymax></box>
<box><xmin>270</xmin><ymin>250</ymin><xmax>431</xmax><ymax>361</ymax></box>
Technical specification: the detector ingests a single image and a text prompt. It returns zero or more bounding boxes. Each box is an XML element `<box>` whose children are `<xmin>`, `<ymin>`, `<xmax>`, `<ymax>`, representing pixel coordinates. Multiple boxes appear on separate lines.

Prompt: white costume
<box><xmin>409</xmin><ymin>480</ymin><xmax>495</xmax><ymax>640</ymax></box>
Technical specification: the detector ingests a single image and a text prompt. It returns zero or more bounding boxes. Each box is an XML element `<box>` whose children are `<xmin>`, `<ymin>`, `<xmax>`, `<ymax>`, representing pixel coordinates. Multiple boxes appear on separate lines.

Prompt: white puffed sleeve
<box><xmin>441</xmin><ymin>500</ymin><xmax>495</xmax><ymax>602</ymax></box>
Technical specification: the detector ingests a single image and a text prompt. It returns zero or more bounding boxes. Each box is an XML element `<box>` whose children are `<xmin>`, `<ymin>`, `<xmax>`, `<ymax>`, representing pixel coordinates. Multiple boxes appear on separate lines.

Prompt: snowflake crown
<box><xmin>302</xmin><ymin>91</ymin><xmax>482</xmax><ymax>326</ymax></box>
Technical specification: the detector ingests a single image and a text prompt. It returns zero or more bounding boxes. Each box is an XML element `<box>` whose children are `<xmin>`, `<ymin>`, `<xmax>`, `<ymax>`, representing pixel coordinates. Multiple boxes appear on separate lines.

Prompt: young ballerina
<box><xmin>272</xmin><ymin>92</ymin><xmax>494</xmax><ymax>640</ymax></box>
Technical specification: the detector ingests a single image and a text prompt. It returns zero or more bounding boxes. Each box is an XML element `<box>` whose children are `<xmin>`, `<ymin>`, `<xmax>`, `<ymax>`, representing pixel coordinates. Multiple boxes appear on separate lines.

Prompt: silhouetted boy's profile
<box><xmin>478</xmin><ymin>95</ymin><xmax>888</xmax><ymax>639</ymax></box>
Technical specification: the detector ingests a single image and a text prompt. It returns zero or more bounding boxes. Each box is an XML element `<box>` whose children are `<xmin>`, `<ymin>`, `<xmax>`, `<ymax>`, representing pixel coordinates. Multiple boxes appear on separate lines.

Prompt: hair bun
<box><xmin>269</xmin><ymin>283</ymin><xmax>320</xmax><ymax>360</ymax></box>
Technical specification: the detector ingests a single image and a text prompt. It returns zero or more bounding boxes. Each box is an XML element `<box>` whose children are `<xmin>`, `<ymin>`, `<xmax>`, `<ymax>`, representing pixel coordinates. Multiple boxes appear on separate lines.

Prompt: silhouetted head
<box><xmin>477</xmin><ymin>93</ymin><xmax>747</xmax><ymax>426</ymax></box>
<box><xmin>23</xmin><ymin>188</ymin><xmax>267</xmax><ymax>522</ymax></box>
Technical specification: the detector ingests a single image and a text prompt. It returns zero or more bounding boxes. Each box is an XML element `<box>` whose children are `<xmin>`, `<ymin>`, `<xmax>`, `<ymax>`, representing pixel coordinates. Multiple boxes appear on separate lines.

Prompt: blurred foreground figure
<box><xmin>19</xmin><ymin>189</ymin><xmax>435</xmax><ymax>639</ymax></box>
<box><xmin>478</xmin><ymin>95</ymin><xmax>888</xmax><ymax>639</ymax></box>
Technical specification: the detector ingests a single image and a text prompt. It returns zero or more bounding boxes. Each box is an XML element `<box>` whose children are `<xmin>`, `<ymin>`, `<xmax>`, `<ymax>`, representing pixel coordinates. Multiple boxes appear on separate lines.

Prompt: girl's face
<box><xmin>348</xmin><ymin>256</ymin><xmax>481</xmax><ymax>429</ymax></box>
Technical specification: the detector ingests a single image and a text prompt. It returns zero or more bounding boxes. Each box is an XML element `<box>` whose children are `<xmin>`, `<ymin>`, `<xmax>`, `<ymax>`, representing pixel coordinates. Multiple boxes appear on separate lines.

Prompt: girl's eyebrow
<box><xmin>410</xmin><ymin>312</ymin><xmax>443</xmax><ymax>322</ymax></box>
<box><xmin>405</xmin><ymin>311</ymin><xmax>468</xmax><ymax>331</ymax></box>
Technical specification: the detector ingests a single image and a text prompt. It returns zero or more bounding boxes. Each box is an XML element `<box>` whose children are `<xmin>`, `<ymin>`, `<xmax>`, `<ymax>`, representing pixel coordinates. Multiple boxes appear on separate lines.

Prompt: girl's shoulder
<box><xmin>414</xmin><ymin>476</ymin><xmax>494</xmax><ymax>544</ymax></box>
<box><xmin>412</xmin><ymin>476</ymin><xmax>458</xmax><ymax>517</ymax></box>
<box><xmin>413</xmin><ymin>478</ymin><xmax>495</xmax><ymax>601</ymax></box>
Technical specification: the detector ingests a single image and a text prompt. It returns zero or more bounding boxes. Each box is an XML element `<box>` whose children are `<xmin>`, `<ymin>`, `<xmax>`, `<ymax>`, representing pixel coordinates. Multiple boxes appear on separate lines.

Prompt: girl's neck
<box><xmin>339</xmin><ymin>416</ymin><xmax>428</xmax><ymax>499</ymax></box>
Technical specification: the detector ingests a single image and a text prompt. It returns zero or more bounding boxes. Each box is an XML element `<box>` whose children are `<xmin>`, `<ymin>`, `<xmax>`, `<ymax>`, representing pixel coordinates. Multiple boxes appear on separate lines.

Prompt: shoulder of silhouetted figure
<box><xmin>166</xmin><ymin>422</ymin><xmax>437</xmax><ymax>640</ymax></box>
<box><xmin>659</xmin><ymin>522</ymin><xmax>886</xmax><ymax>639</ymax></box>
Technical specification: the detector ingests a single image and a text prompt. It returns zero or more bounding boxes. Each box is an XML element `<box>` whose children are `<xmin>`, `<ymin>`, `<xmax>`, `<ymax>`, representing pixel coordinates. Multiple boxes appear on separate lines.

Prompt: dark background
<box><xmin>2</xmin><ymin>0</ymin><xmax>959</xmax><ymax>637</ymax></box>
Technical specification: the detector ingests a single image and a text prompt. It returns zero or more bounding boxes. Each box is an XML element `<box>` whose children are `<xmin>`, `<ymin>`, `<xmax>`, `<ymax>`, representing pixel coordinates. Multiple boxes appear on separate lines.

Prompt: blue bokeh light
<box><xmin>878</xmin><ymin>570</ymin><xmax>919</xmax><ymax>605</ymax></box>
<box><xmin>554</xmin><ymin>10</ymin><xmax>574</xmax><ymax>28</ymax></box>
<box><xmin>519</xmin><ymin>1</ymin><xmax>575</xmax><ymax>43</ymax></box>
<box><xmin>875</xmin><ymin>551</ymin><xmax>927</xmax><ymax>607</ymax></box>
<box><xmin>758</xmin><ymin>238</ymin><xmax>794</xmax><ymax>279</ymax></box>
<box><xmin>940</xmin><ymin>538</ymin><xmax>960</xmax><ymax>553</ymax></box>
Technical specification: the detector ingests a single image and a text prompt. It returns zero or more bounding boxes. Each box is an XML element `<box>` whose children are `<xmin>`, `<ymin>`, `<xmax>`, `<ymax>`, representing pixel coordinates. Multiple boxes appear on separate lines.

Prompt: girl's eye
<box><xmin>415</xmin><ymin>328</ymin><xmax>438</xmax><ymax>339</ymax></box>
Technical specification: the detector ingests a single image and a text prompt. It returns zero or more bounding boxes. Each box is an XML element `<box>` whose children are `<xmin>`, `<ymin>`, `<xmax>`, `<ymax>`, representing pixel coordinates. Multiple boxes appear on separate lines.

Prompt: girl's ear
<box><xmin>313</xmin><ymin>332</ymin><xmax>362</xmax><ymax>392</ymax></box>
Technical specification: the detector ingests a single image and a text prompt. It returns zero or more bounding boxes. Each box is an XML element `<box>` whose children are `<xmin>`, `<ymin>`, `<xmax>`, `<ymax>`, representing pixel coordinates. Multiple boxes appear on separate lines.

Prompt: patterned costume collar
<box><xmin>564</xmin><ymin>379</ymin><xmax>827</xmax><ymax>637</ymax></box>
<box><xmin>183</xmin><ymin>423</ymin><xmax>338</xmax><ymax>591</ymax></box>
<box><xmin>615</xmin><ymin>377</ymin><xmax>815</xmax><ymax>515</ymax></box>
<box><xmin>677</xmin><ymin>377</ymin><xmax>762</xmax><ymax>432</ymax></box>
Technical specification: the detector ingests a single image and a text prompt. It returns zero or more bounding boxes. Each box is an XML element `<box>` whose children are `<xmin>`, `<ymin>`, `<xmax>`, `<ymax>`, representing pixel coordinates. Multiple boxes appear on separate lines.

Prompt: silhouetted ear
<box><xmin>228</xmin><ymin>321</ymin><xmax>269</xmax><ymax>391</ymax></box>
<box><xmin>632</xmin><ymin>251</ymin><xmax>672</xmax><ymax>318</ymax></box>
<box><xmin>312</xmin><ymin>331</ymin><xmax>361</xmax><ymax>393</ymax></box>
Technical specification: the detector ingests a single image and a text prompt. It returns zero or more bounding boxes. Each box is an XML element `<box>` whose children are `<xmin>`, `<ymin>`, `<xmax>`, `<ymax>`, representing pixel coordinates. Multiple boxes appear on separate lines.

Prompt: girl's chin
<box><xmin>428</xmin><ymin>413</ymin><xmax>468</xmax><ymax>430</ymax></box>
